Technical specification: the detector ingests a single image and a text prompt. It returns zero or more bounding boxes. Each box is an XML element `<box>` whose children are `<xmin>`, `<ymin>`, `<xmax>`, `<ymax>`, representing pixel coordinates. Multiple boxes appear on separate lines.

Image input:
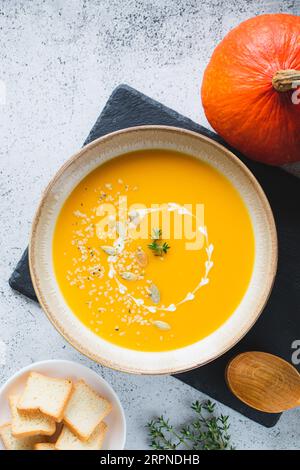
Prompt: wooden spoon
<box><xmin>226</xmin><ymin>351</ymin><xmax>300</xmax><ymax>413</ymax></box>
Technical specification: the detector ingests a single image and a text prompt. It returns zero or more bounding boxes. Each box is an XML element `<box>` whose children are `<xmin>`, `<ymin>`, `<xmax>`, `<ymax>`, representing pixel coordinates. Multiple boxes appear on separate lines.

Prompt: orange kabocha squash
<box><xmin>201</xmin><ymin>14</ymin><xmax>300</xmax><ymax>165</ymax></box>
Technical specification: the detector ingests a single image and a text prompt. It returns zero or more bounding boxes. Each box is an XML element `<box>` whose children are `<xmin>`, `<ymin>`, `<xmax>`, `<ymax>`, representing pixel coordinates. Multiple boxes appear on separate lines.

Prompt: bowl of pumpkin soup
<box><xmin>29</xmin><ymin>126</ymin><xmax>277</xmax><ymax>374</ymax></box>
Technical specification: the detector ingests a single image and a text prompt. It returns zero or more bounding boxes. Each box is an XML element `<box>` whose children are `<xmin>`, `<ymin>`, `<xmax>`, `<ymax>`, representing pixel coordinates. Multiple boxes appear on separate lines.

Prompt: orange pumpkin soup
<box><xmin>53</xmin><ymin>150</ymin><xmax>254</xmax><ymax>352</ymax></box>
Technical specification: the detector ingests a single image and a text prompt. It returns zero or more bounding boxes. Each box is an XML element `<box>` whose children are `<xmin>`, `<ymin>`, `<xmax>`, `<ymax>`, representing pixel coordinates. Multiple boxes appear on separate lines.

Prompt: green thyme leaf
<box><xmin>148</xmin><ymin>234</ymin><xmax>170</xmax><ymax>257</ymax></box>
<box><xmin>147</xmin><ymin>400</ymin><xmax>234</xmax><ymax>450</ymax></box>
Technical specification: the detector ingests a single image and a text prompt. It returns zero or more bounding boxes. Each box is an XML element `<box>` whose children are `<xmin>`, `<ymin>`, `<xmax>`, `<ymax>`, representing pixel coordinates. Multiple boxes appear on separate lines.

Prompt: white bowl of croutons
<box><xmin>0</xmin><ymin>359</ymin><xmax>126</xmax><ymax>450</ymax></box>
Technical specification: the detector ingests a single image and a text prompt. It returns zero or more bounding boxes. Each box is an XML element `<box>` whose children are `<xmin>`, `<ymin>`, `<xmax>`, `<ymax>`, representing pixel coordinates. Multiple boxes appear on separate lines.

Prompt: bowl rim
<box><xmin>29</xmin><ymin>125</ymin><xmax>278</xmax><ymax>375</ymax></box>
<box><xmin>0</xmin><ymin>359</ymin><xmax>127</xmax><ymax>449</ymax></box>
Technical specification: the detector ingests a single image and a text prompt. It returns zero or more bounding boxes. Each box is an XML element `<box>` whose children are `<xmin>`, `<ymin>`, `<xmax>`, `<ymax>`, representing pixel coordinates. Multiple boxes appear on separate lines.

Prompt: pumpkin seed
<box><xmin>100</xmin><ymin>246</ymin><xmax>117</xmax><ymax>256</ymax></box>
<box><xmin>135</xmin><ymin>248</ymin><xmax>148</xmax><ymax>268</ymax></box>
<box><xmin>120</xmin><ymin>271</ymin><xmax>138</xmax><ymax>281</ymax></box>
<box><xmin>152</xmin><ymin>320</ymin><xmax>171</xmax><ymax>331</ymax></box>
<box><xmin>148</xmin><ymin>283</ymin><xmax>160</xmax><ymax>304</ymax></box>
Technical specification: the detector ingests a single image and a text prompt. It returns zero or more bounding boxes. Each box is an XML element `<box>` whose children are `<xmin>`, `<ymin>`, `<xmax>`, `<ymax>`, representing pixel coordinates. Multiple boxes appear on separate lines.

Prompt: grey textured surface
<box><xmin>0</xmin><ymin>0</ymin><xmax>300</xmax><ymax>450</ymax></box>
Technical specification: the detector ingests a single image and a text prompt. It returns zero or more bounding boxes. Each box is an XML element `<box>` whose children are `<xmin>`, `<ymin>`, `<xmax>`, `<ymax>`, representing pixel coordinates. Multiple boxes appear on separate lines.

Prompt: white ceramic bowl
<box><xmin>29</xmin><ymin>126</ymin><xmax>277</xmax><ymax>375</ymax></box>
<box><xmin>0</xmin><ymin>360</ymin><xmax>126</xmax><ymax>450</ymax></box>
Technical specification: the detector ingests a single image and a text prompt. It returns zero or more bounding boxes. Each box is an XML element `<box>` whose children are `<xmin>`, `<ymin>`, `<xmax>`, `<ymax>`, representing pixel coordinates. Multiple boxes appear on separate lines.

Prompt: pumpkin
<box><xmin>201</xmin><ymin>14</ymin><xmax>300</xmax><ymax>166</ymax></box>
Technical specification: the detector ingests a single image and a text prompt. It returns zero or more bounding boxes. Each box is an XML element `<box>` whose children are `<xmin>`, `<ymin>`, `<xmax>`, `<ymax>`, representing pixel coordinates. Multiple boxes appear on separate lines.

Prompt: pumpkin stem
<box><xmin>272</xmin><ymin>69</ymin><xmax>300</xmax><ymax>92</ymax></box>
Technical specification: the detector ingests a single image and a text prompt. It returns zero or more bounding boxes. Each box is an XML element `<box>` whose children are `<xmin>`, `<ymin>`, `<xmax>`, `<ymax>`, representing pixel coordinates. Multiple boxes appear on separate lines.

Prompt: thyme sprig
<box><xmin>147</xmin><ymin>400</ymin><xmax>233</xmax><ymax>450</ymax></box>
<box><xmin>148</xmin><ymin>241</ymin><xmax>170</xmax><ymax>256</ymax></box>
<box><xmin>148</xmin><ymin>228</ymin><xmax>170</xmax><ymax>256</ymax></box>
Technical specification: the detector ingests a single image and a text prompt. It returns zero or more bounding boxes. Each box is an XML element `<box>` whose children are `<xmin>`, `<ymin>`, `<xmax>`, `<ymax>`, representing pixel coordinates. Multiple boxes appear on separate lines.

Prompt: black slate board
<box><xmin>9</xmin><ymin>84</ymin><xmax>300</xmax><ymax>427</ymax></box>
